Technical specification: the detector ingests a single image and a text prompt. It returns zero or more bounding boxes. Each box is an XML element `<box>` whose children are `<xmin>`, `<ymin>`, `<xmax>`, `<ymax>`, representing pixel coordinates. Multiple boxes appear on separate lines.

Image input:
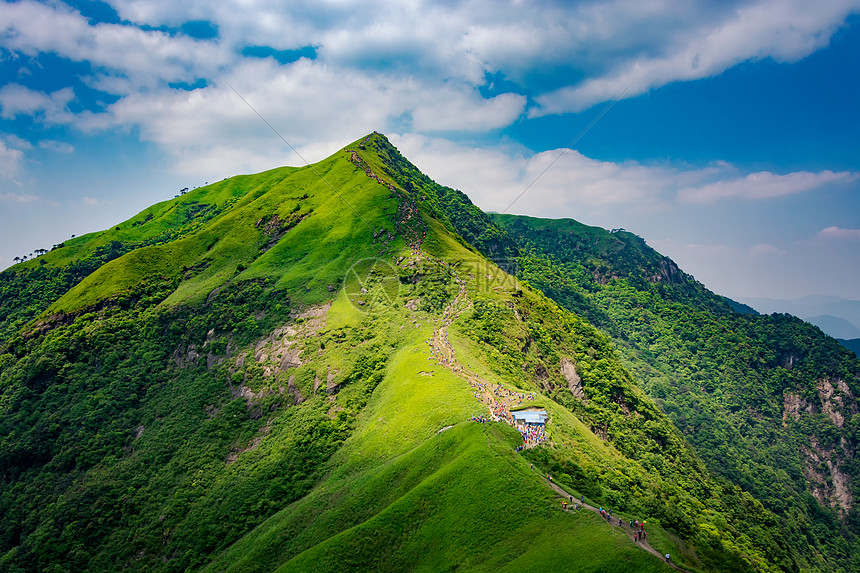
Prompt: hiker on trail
<box><xmin>665</xmin><ymin>554</ymin><xmax>670</xmax><ymax>563</ymax></box>
<box><xmin>562</xmin><ymin>501</ymin><xmax>566</xmax><ymax>510</ymax></box>
<box><xmin>581</xmin><ymin>495</ymin><xmax>584</xmax><ymax>503</ymax></box>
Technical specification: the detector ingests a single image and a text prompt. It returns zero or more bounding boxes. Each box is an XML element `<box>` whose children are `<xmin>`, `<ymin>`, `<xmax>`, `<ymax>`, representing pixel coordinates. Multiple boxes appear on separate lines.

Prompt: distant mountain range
<box><xmin>838</xmin><ymin>337</ymin><xmax>860</xmax><ymax>359</ymax></box>
<box><xmin>739</xmin><ymin>295</ymin><xmax>860</xmax><ymax>339</ymax></box>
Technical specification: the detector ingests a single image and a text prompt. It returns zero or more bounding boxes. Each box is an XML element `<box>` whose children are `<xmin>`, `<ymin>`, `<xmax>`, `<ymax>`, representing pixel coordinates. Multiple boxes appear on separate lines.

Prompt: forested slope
<box><xmin>0</xmin><ymin>133</ymin><xmax>854</xmax><ymax>572</ymax></box>
<box><xmin>367</xmin><ymin>137</ymin><xmax>859</xmax><ymax>571</ymax></box>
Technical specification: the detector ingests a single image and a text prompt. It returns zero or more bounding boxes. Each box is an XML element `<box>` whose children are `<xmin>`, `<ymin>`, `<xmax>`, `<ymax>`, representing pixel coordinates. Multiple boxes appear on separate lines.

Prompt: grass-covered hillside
<box><xmin>488</xmin><ymin>214</ymin><xmax>860</xmax><ymax>567</ymax></box>
<box><xmin>353</xmin><ymin>138</ymin><xmax>859</xmax><ymax>572</ymax></box>
<box><xmin>0</xmin><ymin>133</ymin><xmax>850</xmax><ymax>572</ymax></box>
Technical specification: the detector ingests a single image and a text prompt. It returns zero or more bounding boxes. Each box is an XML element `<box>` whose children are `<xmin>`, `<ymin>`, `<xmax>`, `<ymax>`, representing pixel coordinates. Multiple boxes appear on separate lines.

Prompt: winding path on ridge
<box><xmin>425</xmin><ymin>260</ymin><xmax>689</xmax><ymax>572</ymax></box>
<box><xmin>349</xmin><ymin>141</ymin><xmax>688</xmax><ymax>570</ymax></box>
<box><xmin>425</xmin><ymin>260</ymin><xmax>545</xmax><ymax>447</ymax></box>
<box><xmin>541</xmin><ymin>474</ymin><xmax>690</xmax><ymax>571</ymax></box>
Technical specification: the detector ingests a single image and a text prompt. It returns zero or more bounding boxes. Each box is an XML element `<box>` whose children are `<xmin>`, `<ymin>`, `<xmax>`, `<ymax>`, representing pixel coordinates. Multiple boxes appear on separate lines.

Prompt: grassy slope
<box><xmin>42</xmin><ymin>152</ymin><xmax>391</xmax><ymax>316</ymax></box>
<box><xmin>203</xmin><ymin>224</ymin><xmax>675</xmax><ymax>573</ymax></box>
<box><xmin>489</xmin><ymin>211</ymin><xmax>860</xmax><ymax>572</ymax></box>
<box><xmin>0</xmin><ymin>133</ymin><xmax>786</xmax><ymax>572</ymax></box>
<box><xmin>196</xmin><ymin>139</ymin><xmax>696</xmax><ymax>571</ymax></box>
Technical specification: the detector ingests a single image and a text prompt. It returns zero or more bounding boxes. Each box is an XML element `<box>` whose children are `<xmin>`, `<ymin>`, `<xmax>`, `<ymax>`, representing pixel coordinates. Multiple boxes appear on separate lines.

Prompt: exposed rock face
<box><xmin>325</xmin><ymin>366</ymin><xmax>341</xmax><ymax>394</ymax></box>
<box><xmin>782</xmin><ymin>392</ymin><xmax>813</xmax><ymax>425</ymax></box>
<box><xmin>254</xmin><ymin>303</ymin><xmax>331</xmax><ymax>377</ymax></box>
<box><xmin>288</xmin><ymin>375</ymin><xmax>304</xmax><ymax>404</ymax></box>
<box><xmin>786</xmin><ymin>378</ymin><xmax>858</xmax><ymax>517</ymax></box>
<box><xmin>817</xmin><ymin>378</ymin><xmax>858</xmax><ymax>428</ymax></box>
<box><xmin>561</xmin><ymin>357</ymin><xmax>584</xmax><ymax>399</ymax></box>
<box><xmin>173</xmin><ymin>344</ymin><xmax>200</xmax><ymax>368</ymax></box>
<box><xmin>802</xmin><ymin>437</ymin><xmax>853</xmax><ymax>517</ymax></box>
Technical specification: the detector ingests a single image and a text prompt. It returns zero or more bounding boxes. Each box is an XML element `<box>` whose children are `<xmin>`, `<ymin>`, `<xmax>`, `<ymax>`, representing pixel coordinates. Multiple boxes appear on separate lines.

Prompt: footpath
<box><xmin>348</xmin><ymin>143</ymin><xmax>687</xmax><ymax>570</ymax></box>
<box><xmin>425</xmin><ymin>259</ymin><xmax>547</xmax><ymax>448</ymax></box>
<box><xmin>426</xmin><ymin>258</ymin><xmax>688</xmax><ymax>571</ymax></box>
<box><xmin>538</xmin><ymin>472</ymin><xmax>689</xmax><ymax>571</ymax></box>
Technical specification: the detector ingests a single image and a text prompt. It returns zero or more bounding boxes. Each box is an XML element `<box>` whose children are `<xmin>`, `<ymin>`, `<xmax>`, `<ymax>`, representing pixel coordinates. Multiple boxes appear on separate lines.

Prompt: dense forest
<box><xmin>0</xmin><ymin>133</ymin><xmax>857</xmax><ymax>572</ymax></box>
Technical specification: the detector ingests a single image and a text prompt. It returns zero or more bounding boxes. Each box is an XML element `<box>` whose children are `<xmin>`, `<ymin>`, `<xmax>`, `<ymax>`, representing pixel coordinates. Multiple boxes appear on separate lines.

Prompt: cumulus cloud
<box><xmin>0</xmin><ymin>84</ymin><xmax>74</xmax><ymax>122</ymax></box>
<box><xmin>817</xmin><ymin>226</ymin><xmax>860</xmax><ymax>240</ymax></box>
<box><xmin>0</xmin><ymin>0</ymin><xmax>227</xmax><ymax>92</ymax></box>
<box><xmin>95</xmin><ymin>58</ymin><xmax>526</xmax><ymax>177</ymax></box>
<box><xmin>533</xmin><ymin>0</ymin><xmax>860</xmax><ymax>114</ymax></box>
<box><xmin>388</xmin><ymin>135</ymin><xmax>860</xmax><ymax>228</ymax></box>
<box><xmin>0</xmin><ymin>139</ymin><xmax>25</xmax><ymax>178</ymax></box>
<box><xmin>0</xmin><ymin>0</ymin><xmax>855</xmax><ymax>171</ymax></box>
<box><xmin>678</xmin><ymin>170</ymin><xmax>857</xmax><ymax>204</ymax></box>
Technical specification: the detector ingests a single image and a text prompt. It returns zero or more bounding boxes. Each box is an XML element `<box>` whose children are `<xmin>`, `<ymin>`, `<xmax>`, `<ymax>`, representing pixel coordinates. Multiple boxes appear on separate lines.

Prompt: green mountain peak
<box><xmin>0</xmin><ymin>133</ymin><xmax>857</xmax><ymax>573</ymax></box>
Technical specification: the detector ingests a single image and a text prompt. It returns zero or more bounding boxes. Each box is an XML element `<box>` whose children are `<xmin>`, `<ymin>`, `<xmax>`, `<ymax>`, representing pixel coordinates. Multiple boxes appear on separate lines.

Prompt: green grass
<box><xmin>0</xmin><ymin>132</ymin><xmax>791</xmax><ymax>572</ymax></box>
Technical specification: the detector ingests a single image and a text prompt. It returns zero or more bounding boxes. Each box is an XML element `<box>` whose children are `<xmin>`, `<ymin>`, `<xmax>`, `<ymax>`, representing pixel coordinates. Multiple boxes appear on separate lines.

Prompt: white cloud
<box><xmin>38</xmin><ymin>140</ymin><xmax>75</xmax><ymax>153</ymax></box>
<box><xmin>0</xmin><ymin>84</ymin><xmax>74</xmax><ymax>122</ymax></box>
<box><xmin>678</xmin><ymin>170</ymin><xmax>857</xmax><ymax>204</ymax></box>
<box><xmin>1</xmin><ymin>134</ymin><xmax>33</xmax><ymax>150</ymax></box>
<box><xmin>533</xmin><ymin>0</ymin><xmax>860</xmax><ymax>114</ymax></box>
<box><xmin>748</xmin><ymin>243</ymin><xmax>785</xmax><ymax>258</ymax></box>
<box><xmin>412</xmin><ymin>92</ymin><xmax>525</xmax><ymax>132</ymax></box>
<box><xmin>89</xmin><ymin>58</ymin><xmax>527</xmax><ymax>178</ymax></box>
<box><xmin>0</xmin><ymin>139</ymin><xmax>25</xmax><ymax>177</ymax></box>
<box><xmin>0</xmin><ymin>0</ymin><xmax>228</xmax><ymax>93</ymax></box>
<box><xmin>0</xmin><ymin>191</ymin><xmax>39</xmax><ymax>203</ymax></box>
<box><xmin>817</xmin><ymin>226</ymin><xmax>860</xmax><ymax>240</ymax></box>
<box><xmin>81</xmin><ymin>196</ymin><xmax>99</xmax><ymax>206</ymax></box>
<box><xmin>0</xmin><ymin>0</ymin><xmax>855</xmax><ymax>172</ymax></box>
<box><xmin>391</xmin><ymin>135</ymin><xmax>771</xmax><ymax>218</ymax></box>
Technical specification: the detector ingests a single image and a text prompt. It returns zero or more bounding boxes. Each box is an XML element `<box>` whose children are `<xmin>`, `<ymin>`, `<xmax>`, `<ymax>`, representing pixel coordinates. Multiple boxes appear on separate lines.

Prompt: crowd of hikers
<box><xmin>518</xmin><ymin>422</ymin><xmax>546</xmax><ymax>445</ymax></box>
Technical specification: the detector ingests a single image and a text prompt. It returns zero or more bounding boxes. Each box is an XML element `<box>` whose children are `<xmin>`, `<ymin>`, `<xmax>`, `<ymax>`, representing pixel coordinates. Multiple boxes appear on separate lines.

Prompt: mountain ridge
<box><xmin>0</xmin><ymin>132</ymin><xmax>856</xmax><ymax>572</ymax></box>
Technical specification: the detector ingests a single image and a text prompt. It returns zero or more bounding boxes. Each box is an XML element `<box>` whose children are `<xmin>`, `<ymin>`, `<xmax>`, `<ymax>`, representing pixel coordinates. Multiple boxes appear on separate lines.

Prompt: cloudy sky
<box><xmin>1</xmin><ymin>0</ymin><xmax>859</xmax><ymax>301</ymax></box>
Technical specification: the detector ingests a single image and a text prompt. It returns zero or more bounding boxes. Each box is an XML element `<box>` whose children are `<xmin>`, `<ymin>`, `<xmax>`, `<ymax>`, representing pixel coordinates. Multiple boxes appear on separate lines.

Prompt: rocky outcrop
<box><xmin>802</xmin><ymin>437</ymin><xmax>853</xmax><ymax>517</ymax></box>
<box><xmin>561</xmin><ymin>357</ymin><xmax>584</xmax><ymax>400</ymax></box>
<box><xmin>254</xmin><ymin>303</ymin><xmax>331</xmax><ymax>377</ymax></box>
<box><xmin>786</xmin><ymin>378</ymin><xmax>858</xmax><ymax>517</ymax></box>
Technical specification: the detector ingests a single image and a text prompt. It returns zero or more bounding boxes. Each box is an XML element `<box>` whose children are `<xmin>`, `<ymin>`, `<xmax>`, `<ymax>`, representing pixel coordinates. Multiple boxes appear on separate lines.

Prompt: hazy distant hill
<box><xmin>838</xmin><ymin>338</ymin><xmax>860</xmax><ymax>358</ymax></box>
<box><xmin>805</xmin><ymin>314</ymin><xmax>860</xmax><ymax>339</ymax></box>
<box><xmin>740</xmin><ymin>295</ymin><xmax>860</xmax><ymax>338</ymax></box>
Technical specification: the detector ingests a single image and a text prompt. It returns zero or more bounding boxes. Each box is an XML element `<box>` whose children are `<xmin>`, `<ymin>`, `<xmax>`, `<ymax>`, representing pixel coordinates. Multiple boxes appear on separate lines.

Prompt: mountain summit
<box><xmin>0</xmin><ymin>133</ymin><xmax>857</xmax><ymax>572</ymax></box>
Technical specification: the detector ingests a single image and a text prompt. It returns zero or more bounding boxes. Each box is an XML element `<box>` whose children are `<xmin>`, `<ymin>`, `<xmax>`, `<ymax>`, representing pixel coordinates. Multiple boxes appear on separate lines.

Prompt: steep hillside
<box><xmin>487</xmin><ymin>214</ymin><xmax>860</xmax><ymax>571</ymax></box>
<box><xmin>0</xmin><ymin>133</ymin><xmax>850</xmax><ymax>572</ymax></box>
<box><xmin>345</xmin><ymin>137</ymin><xmax>859</xmax><ymax>571</ymax></box>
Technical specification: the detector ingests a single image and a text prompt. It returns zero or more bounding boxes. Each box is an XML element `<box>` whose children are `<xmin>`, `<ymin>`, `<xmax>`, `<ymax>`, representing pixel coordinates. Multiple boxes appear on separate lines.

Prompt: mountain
<box><xmin>0</xmin><ymin>133</ymin><xmax>857</xmax><ymax>572</ymax></box>
<box><xmin>839</xmin><ymin>338</ymin><xmax>860</xmax><ymax>358</ymax></box>
<box><xmin>805</xmin><ymin>315</ymin><xmax>860</xmax><ymax>340</ymax></box>
<box><xmin>740</xmin><ymin>296</ymin><xmax>860</xmax><ymax>338</ymax></box>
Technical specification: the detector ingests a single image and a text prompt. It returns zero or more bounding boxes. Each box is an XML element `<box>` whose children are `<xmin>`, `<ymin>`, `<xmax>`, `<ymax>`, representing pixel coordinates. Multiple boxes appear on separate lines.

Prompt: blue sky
<box><xmin>1</xmin><ymin>0</ymin><xmax>859</xmax><ymax>301</ymax></box>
